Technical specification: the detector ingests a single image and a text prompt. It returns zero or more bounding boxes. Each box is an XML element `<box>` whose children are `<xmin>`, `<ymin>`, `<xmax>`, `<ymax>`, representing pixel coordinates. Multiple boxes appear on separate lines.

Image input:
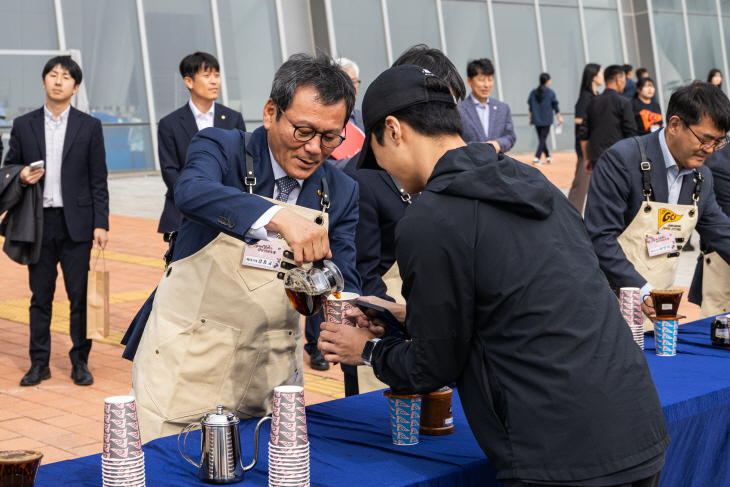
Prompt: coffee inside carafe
<box><xmin>282</xmin><ymin>260</ymin><xmax>344</xmax><ymax>316</ymax></box>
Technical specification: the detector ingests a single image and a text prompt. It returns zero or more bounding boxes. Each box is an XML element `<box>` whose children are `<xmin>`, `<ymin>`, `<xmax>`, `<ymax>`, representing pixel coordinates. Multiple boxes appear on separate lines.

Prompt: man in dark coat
<box><xmin>157</xmin><ymin>52</ymin><xmax>245</xmax><ymax>235</ymax></box>
<box><xmin>319</xmin><ymin>65</ymin><xmax>668</xmax><ymax>487</ymax></box>
<box><xmin>4</xmin><ymin>56</ymin><xmax>109</xmax><ymax>387</ymax></box>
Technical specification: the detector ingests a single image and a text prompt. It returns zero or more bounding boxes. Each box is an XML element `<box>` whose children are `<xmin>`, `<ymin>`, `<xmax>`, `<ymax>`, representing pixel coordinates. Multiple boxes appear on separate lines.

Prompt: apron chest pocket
<box><xmin>237</xmin><ymin>330</ymin><xmax>298</xmax><ymax>417</ymax></box>
<box><xmin>639</xmin><ymin>233</ymin><xmax>673</xmax><ymax>271</ymax></box>
<box><xmin>144</xmin><ymin>319</ymin><xmax>240</xmax><ymax>421</ymax></box>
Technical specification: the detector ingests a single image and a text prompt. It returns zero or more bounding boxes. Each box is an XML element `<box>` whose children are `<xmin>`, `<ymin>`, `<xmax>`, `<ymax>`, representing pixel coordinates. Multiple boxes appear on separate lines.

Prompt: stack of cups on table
<box><xmin>619</xmin><ymin>287</ymin><xmax>644</xmax><ymax>349</ymax></box>
<box><xmin>102</xmin><ymin>396</ymin><xmax>145</xmax><ymax>487</ymax></box>
<box><xmin>383</xmin><ymin>390</ymin><xmax>422</xmax><ymax>445</ymax></box>
<box><xmin>269</xmin><ymin>385</ymin><xmax>309</xmax><ymax>487</ymax></box>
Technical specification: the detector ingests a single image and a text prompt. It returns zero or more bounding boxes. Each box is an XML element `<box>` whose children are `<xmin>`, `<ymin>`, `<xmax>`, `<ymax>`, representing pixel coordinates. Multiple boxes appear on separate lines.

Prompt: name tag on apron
<box><xmin>646</xmin><ymin>231</ymin><xmax>677</xmax><ymax>257</ymax></box>
<box><xmin>242</xmin><ymin>241</ymin><xmax>285</xmax><ymax>271</ymax></box>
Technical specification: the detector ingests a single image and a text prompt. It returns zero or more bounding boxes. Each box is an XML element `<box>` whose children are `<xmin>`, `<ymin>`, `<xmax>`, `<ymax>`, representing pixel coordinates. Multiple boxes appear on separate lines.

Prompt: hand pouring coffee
<box><xmin>178</xmin><ymin>406</ymin><xmax>270</xmax><ymax>484</ymax></box>
<box><xmin>282</xmin><ymin>259</ymin><xmax>344</xmax><ymax>316</ymax></box>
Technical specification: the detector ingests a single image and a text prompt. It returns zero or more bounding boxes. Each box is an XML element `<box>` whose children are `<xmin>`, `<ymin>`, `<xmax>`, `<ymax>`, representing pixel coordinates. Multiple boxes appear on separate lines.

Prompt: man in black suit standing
<box><xmin>157</xmin><ymin>52</ymin><xmax>246</xmax><ymax>235</ymax></box>
<box><xmin>4</xmin><ymin>56</ymin><xmax>109</xmax><ymax>386</ymax></box>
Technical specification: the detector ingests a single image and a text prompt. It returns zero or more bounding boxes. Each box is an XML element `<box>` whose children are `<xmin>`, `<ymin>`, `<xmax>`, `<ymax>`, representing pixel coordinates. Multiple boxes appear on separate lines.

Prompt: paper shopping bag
<box><xmin>87</xmin><ymin>249</ymin><xmax>110</xmax><ymax>339</ymax></box>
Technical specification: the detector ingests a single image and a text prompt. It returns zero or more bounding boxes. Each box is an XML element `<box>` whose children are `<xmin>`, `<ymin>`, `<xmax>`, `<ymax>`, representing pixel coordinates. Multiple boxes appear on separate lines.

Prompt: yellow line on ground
<box><xmin>0</xmin><ymin>236</ymin><xmax>165</xmax><ymax>270</ymax></box>
<box><xmin>102</xmin><ymin>250</ymin><xmax>165</xmax><ymax>270</ymax></box>
<box><xmin>0</xmin><ymin>290</ymin><xmax>154</xmax><ymax>346</ymax></box>
<box><xmin>303</xmin><ymin>373</ymin><xmax>345</xmax><ymax>399</ymax></box>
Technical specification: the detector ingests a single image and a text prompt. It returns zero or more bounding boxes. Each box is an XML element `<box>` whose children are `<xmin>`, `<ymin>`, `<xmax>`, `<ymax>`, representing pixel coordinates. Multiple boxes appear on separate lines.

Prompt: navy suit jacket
<box><xmin>157</xmin><ymin>102</ymin><xmax>245</xmax><ymax>233</ymax></box>
<box><xmin>3</xmin><ymin>106</ymin><xmax>109</xmax><ymax>242</ymax></box>
<box><xmin>457</xmin><ymin>97</ymin><xmax>516</xmax><ymax>152</ymax></box>
<box><xmin>123</xmin><ymin>126</ymin><xmax>361</xmax><ymax>360</ymax></box>
<box><xmin>584</xmin><ymin>130</ymin><xmax>730</xmax><ymax>290</ymax></box>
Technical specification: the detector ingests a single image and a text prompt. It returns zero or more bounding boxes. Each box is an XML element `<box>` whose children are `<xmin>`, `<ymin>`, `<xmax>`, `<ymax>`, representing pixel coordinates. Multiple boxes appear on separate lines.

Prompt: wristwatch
<box><xmin>361</xmin><ymin>338</ymin><xmax>381</xmax><ymax>367</ymax></box>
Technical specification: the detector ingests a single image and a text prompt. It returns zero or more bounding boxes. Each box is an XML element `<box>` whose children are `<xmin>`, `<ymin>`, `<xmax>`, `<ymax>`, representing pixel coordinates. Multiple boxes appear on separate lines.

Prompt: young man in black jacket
<box><xmin>318</xmin><ymin>65</ymin><xmax>668</xmax><ymax>487</ymax></box>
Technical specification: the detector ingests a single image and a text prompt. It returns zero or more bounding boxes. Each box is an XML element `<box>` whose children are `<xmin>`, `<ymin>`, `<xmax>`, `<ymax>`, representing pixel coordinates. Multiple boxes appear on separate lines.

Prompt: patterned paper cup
<box><xmin>104</xmin><ymin>396</ymin><xmax>143</xmax><ymax>460</ymax></box>
<box><xmin>620</xmin><ymin>287</ymin><xmax>644</xmax><ymax>349</ymax></box>
<box><xmin>654</xmin><ymin>317</ymin><xmax>679</xmax><ymax>356</ymax></box>
<box><xmin>383</xmin><ymin>390</ymin><xmax>421</xmax><ymax>446</ymax></box>
<box><xmin>324</xmin><ymin>292</ymin><xmax>360</xmax><ymax>326</ymax></box>
<box><xmin>271</xmin><ymin>386</ymin><xmax>308</xmax><ymax>447</ymax></box>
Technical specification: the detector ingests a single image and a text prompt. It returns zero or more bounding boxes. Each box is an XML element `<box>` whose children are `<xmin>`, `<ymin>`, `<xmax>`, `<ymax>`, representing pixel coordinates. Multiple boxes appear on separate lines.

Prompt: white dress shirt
<box><xmin>189</xmin><ymin>99</ymin><xmax>215</xmax><ymax>131</ymax></box>
<box><xmin>471</xmin><ymin>93</ymin><xmax>490</xmax><ymax>140</ymax></box>
<box><xmin>246</xmin><ymin>147</ymin><xmax>304</xmax><ymax>241</ymax></box>
<box><xmin>43</xmin><ymin>104</ymin><xmax>70</xmax><ymax>208</ymax></box>
<box><xmin>640</xmin><ymin>128</ymin><xmax>694</xmax><ymax>301</ymax></box>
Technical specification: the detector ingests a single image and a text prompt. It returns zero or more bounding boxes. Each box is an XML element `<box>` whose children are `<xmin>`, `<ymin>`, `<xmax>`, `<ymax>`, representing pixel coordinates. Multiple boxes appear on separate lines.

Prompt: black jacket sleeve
<box><xmin>372</xmin><ymin>208</ymin><xmax>473</xmax><ymax>394</ymax></box>
<box><xmin>621</xmin><ymin>98</ymin><xmax>638</xmax><ymax>138</ymax></box>
<box><xmin>158</xmin><ymin>117</ymin><xmax>180</xmax><ymax>195</ymax></box>
<box><xmin>89</xmin><ymin>119</ymin><xmax>110</xmax><ymax>230</ymax></box>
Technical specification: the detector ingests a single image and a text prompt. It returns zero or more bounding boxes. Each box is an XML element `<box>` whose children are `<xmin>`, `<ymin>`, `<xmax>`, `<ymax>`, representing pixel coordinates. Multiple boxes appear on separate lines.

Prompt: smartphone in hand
<box><xmin>29</xmin><ymin>160</ymin><xmax>44</xmax><ymax>172</ymax></box>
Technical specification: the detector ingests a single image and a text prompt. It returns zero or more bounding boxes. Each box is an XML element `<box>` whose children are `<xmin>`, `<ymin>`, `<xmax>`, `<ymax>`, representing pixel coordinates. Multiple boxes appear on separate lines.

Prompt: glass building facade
<box><xmin>1</xmin><ymin>0</ymin><xmax>729</xmax><ymax>170</ymax></box>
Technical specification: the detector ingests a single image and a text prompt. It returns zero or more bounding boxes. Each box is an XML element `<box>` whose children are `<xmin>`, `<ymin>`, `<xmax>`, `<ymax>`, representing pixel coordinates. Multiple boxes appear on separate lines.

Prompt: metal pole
<box><xmin>680</xmin><ymin>0</ymin><xmax>695</xmax><ymax>79</ymax></box>
<box><xmin>275</xmin><ymin>0</ymin><xmax>289</xmax><ymax>62</ymax></box>
<box><xmin>616</xmin><ymin>0</ymin><xmax>629</xmax><ymax>63</ymax></box>
<box><xmin>645</xmin><ymin>0</ymin><xmax>665</xmax><ymax>110</ymax></box>
<box><xmin>435</xmin><ymin>0</ymin><xmax>448</xmax><ymax>55</ymax></box>
<box><xmin>324</xmin><ymin>0</ymin><xmax>338</xmax><ymax>58</ymax></box>
<box><xmin>53</xmin><ymin>0</ymin><xmax>67</xmax><ymax>51</ymax></box>
<box><xmin>210</xmin><ymin>0</ymin><xmax>229</xmax><ymax>106</ymax></box>
<box><xmin>577</xmin><ymin>0</ymin><xmax>590</xmax><ymax>64</ymax></box>
<box><xmin>533</xmin><ymin>0</ymin><xmax>556</xmax><ymax>150</ymax></box>
<box><xmin>381</xmin><ymin>0</ymin><xmax>394</xmax><ymax>66</ymax></box>
<box><xmin>716</xmin><ymin>0</ymin><xmax>730</xmax><ymax>94</ymax></box>
<box><xmin>486</xmin><ymin>0</ymin><xmax>503</xmax><ymax>101</ymax></box>
<box><xmin>135</xmin><ymin>0</ymin><xmax>160</xmax><ymax>171</ymax></box>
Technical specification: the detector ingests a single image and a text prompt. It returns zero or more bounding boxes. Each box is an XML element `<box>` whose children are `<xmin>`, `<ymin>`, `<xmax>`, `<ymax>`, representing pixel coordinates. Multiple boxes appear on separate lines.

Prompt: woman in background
<box><xmin>632</xmin><ymin>77</ymin><xmax>663</xmax><ymax>135</ymax></box>
<box><xmin>528</xmin><ymin>73</ymin><xmax>562</xmax><ymax>166</ymax></box>
<box><xmin>567</xmin><ymin>63</ymin><xmax>603</xmax><ymax>213</ymax></box>
<box><xmin>708</xmin><ymin>68</ymin><xmax>723</xmax><ymax>88</ymax></box>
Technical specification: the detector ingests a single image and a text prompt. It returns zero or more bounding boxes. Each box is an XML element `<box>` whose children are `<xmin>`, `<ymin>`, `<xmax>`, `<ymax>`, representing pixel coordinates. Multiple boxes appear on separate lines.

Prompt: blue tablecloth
<box><xmin>37</xmin><ymin>317</ymin><xmax>730</xmax><ymax>487</ymax></box>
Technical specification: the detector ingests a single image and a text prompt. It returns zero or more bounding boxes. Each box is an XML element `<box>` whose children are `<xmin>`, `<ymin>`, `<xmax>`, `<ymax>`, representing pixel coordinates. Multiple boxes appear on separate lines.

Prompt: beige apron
<box><xmin>699</xmin><ymin>251</ymin><xmax>730</xmax><ymax>318</ymax></box>
<box><xmin>617</xmin><ymin>137</ymin><xmax>701</xmax><ymax>331</ymax></box>
<box><xmin>357</xmin><ymin>176</ymin><xmax>411</xmax><ymax>394</ymax></box>
<box><xmin>131</xmin><ymin>195</ymin><xmax>329</xmax><ymax>444</ymax></box>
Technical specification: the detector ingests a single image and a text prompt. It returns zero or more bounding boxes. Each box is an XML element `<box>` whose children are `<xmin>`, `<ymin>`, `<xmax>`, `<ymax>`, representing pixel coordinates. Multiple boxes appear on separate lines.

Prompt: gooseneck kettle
<box><xmin>178</xmin><ymin>406</ymin><xmax>271</xmax><ymax>484</ymax></box>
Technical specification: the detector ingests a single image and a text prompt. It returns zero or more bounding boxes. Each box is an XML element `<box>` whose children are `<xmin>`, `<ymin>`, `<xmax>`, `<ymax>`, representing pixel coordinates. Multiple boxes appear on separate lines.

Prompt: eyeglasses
<box><xmin>279</xmin><ymin>109</ymin><xmax>345</xmax><ymax>149</ymax></box>
<box><xmin>682</xmin><ymin>120</ymin><xmax>729</xmax><ymax>151</ymax></box>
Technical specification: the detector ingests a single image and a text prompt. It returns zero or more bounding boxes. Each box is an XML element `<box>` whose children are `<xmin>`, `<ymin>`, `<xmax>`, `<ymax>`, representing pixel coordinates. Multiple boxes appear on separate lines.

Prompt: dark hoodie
<box><xmin>371</xmin><ymin>143</ymin><xmax>669</xmax><ymax>483</ymax></box>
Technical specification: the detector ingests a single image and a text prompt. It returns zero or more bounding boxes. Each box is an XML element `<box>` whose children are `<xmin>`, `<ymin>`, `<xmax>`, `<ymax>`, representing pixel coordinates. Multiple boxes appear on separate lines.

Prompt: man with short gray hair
<box><xmin>124</xmin><ymin>52</ymin><xmax>362</xmax><ymax>443</ymax></box>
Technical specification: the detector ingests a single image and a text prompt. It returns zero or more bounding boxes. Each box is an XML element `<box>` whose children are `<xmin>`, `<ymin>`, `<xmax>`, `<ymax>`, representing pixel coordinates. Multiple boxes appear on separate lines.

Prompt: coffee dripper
<box><xmin>178</xmin><ymin>406</ymin><xmax>271</xmax><ymax>484</ymax></box>
<box><xmin>282</xmin><ymin>259</ymin><xmax>344</xmax><ymax>316</ymax></box>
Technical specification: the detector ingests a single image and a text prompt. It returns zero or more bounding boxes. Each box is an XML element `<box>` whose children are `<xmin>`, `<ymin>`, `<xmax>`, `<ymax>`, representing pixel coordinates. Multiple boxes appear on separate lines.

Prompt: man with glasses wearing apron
<box><xmin>122</xmin><ymin>53</ymin><xmax>361</xmax><ymax>443</ymax></box>
<box><xmin>585</xmin><ymin>81</ymin><xmax>730</xmax><ymax>329</ymax></box>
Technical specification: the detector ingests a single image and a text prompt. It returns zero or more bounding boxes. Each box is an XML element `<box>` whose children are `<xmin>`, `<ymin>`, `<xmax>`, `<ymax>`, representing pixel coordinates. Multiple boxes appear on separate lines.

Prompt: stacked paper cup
<box><xmin>619</xmin><ymin>287</ymin><xmax>644</xmax><ymax>349</ymax></box>
<box><xmin>102</xmin><ymin>396</ymin><xmax>145</xmax><ymax>487</ymax></box>
<box><xmin>269</xmin><ymin>385</ymin><xmax>309</xmax><ymax>487</ymax></box>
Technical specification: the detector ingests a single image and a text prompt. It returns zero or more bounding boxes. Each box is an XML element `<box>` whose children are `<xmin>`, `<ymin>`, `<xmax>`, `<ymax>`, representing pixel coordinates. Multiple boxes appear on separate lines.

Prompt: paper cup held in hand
<box><xmin>325</xmin><ymin>292</ymin><xmax>360</xmax><ymax>326</ymax></box>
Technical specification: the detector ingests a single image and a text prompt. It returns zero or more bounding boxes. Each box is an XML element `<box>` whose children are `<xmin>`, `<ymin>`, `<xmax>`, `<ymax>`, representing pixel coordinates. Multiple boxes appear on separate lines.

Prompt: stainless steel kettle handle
<box><xmin>241</xmin><ymin>415</ymin><xmax>272</xmax><ymax>472</ymax></box>
<box><xmin>178</xmin><ymin>422</ymin><xmax>201</xmax><ymax>468</ymax></box>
